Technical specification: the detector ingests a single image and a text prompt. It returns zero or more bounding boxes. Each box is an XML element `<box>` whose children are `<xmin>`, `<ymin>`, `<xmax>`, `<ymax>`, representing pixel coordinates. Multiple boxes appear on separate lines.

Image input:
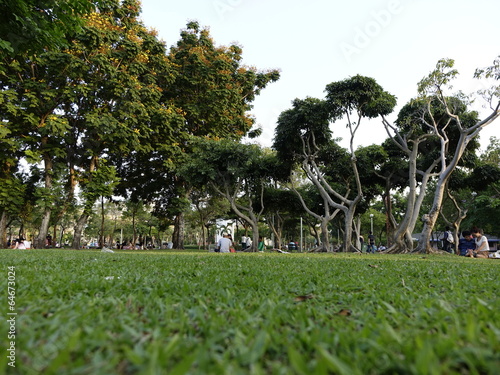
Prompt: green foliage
<box><xmin>1</xmin><ymin>250</ymin><xmax>499</xmax><ymax>374</ymax></box>
<box><xmin>81</xmin><ymin>162</ymin><xmax>121</xmax><ymax>204</ymax></box>
<box><xmin>180</xmin><ymin>138</ymin><xmax>273</xmax><ymax>192</ymax></box>
<box><xmin>326</xmin><ymin>75</ymin><xmax>397</xmax><ymax>119</ymax></box>
<box><xmin>274</xmin><ymin>97</ymin><xmax>332</xmax><ymax>168</ymax></box>
<box><xmin>167</xmin><ymin>21</ymin><xmax>280</xmax><ymax>139</ymax></box>
<box><xmin>0</xmin><ymin>0</ymin><xmax>94</xmax><ymax>54</ymax></box>
<box><xmin>0</xmin><ymin>177</ymin><xmax>25</xmax><ymax>214</ymax></box>
<box><xmin>417</xmin><ymin>58</ymin><xmax>459</xmax><ymax>96</ymax></box>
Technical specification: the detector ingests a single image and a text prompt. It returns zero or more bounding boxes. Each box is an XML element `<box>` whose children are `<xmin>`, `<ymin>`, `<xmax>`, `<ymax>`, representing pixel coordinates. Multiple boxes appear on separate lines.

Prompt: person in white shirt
<box><xmin>14</xmin><ymin>239</ymin><xmax>26</xmax><ymax>249</ymax></box>
<box><xmin>466</xmin><ymin>227</ymin><xmax>491</xmax><ymax>258</ymax></box>
<box><xmin>217</xmin><ymin>234</ymin><xmax>232</xmax><ymax>253</ymax></box>
<box><xmin>245</xmin><ymin>236</ymin><xmax>252</xmax><ymax>250</ymax></box>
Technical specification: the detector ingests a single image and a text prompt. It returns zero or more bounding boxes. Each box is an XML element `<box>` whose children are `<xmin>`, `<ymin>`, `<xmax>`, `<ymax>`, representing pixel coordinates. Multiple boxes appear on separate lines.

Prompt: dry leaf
<box><xmin>294</xmin><ymin>294</ymin><xmax>314</xmax><ymax>302</ymax></box>
<box><xmin>337</xmin><ymin>309</ymin><xmax>352</xmax><ymax>316</ymax></box>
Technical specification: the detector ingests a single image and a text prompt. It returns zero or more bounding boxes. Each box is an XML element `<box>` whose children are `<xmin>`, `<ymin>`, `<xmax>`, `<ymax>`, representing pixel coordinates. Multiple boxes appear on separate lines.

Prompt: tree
<box><xmin>382</xmin><ymin>58</ymin><xmax>500</xmax><ymax>253</ymax></box>
<box><xmin>0</xmin><ymin>0</ymin><xmax>94</xmax><ymax>54</ymax></box>
<box><xmin>189</xmin><ymin>189</ymin><xmax>230</xmax><ymax>250</ymax></box>
<box><xmin>155</xmin><ymin>21</ymin><xmax>279</xmax><ymax>249</ymax></box>
<box><xmin>67</xmin><ymin>0</ymin><xmax>180</xmax><ymax>248</ymax></box>
<box><xmin>1</xmin><ymin>0</ymin><xmax>181</xmax><ymax>248</ymax></box>
<box><xmin>371</xmin><ymin>139</ymin><xmax>410</xmax><ymax>247</ymax></box>
<box><xmin>261</xmin><ymin>186</ymin><xmax>304</xmax><ymax>251</ymax></box>
<box><xmin>179</xmin><ymin>139</ymin><xmax>279</xmax><ymax>251</ymax></box>
<box><xmin>274</xmin><ymin>76</ymin><xmax>396</xmax><ymax>252</ymax></box>
<box><xmin>274</xmin><ymin>97</ymin><xmax>341</xmax><ymax>252</ymax></box>
<box><xmin>0</xmin><ymin>104</ymin><xmax>26</xmax><ymax>247</ymax></box>
<box><xmin>459</xmin><ymin>137</ymin><xmax>500</xmax><ymax>236</ymax></box>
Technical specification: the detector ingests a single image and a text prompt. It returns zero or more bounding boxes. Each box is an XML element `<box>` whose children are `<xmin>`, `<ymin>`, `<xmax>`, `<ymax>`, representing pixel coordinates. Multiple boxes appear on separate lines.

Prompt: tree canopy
<box><xmin>1</xmin><ymin>2</ymin><xmax>498</xmax><ymax>253</ymax></box>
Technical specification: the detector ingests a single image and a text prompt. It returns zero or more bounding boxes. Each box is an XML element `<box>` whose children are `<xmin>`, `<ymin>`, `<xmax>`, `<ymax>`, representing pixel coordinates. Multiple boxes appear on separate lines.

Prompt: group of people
<box><xmin>360</xmin><ymin>226</ymin><xmax>496</xmax><ymax>258</ymax></box>
<box><xmin>8</xmin><ymin>238</ymin><xmax>27</xmax><ymax>249</ymax></box>
<box><xmin>442</xmin><ymin>226</ymin><xmax>498</xmax><ymax>258</ymax></box>
<box><xmin>216</xmin><ymin>234</ymin><xmax>265</xmax><ymax>253</ymax></box>
<box><xmin>456</xmin><ymin>227</ymin><xmax>497</xmax><ymax>258</ymax></box>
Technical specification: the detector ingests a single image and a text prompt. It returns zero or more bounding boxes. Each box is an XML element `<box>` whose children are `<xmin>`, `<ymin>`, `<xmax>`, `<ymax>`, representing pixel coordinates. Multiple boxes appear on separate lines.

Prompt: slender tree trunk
<box><xmin>354</xmin><ymin>216</ymin><xmax>362</xmax><ymax>250</ymax></box>
<box><xmin>342</xmin><ymin>206</ymin><xmax>359</xmax><ymax>252</ymax></box>
<box><xmin>59</xmin><ymin>226</ymin><xmax>65</xmax><ymax>247</ymax></box>
<box><xmin>440</xmin><ymin>186</ymin><xmax>467</xmax><ymax>255</ymax></box>
<box><xmin>132</xmin><ymin>210</ymin><xmax>137</xmax><ymax>248</ymax></box>
<box><xmin>35</xmin><ymin>144</ymin><xmax>54</xmax><ymax>248</ymax></box>
<box><xmin>268</xmin><ymin>213</ymin><xmax>284</xmax><ymax>250</ymax></box>
<box><xmin>200</xmin><ymin>223</ymin><xmax>206</xmax><ymax>250</ymax></box>
<box><xmin>0</xmin><ymin>211</ymin><xmax>7</xmax><ymax>248</ymax></box>
<box><xmin>305</xmin><ymin>217</ymin><xmax>321</xmax><ymax>250</ymax></box>
<box><xmin>53</xmin><ymin>164</ymin><xmax>77</xmax><ymax>242</ymax></box>
<box><xmin>415</xmin><ymin>133</ymin><xmax>470</xmax><ymax>253</ymax></box>
<box><xmin>71</xmin><ymin>157</ymin><xmax>98</xmax><ymax>249</ymax></box>
<box><xmin>414</xmin><ymin>178</ymin><xmax>448</xmax><ymax>253</ymax></box>
<box><xmin>72</xmin><ymin>213</ymin><xmax>90</xmax><ymax>249</ymax></box>
<box><xmin>319</xmin><ymin>218</ymin><xmax>331</xmax><ymax>252</ymax></box>
<box><xmin>99</xmin><ymin>197</ymin><xmax>105</xmax><ymax>248</ymax></box>
<box><xmin>383</xmin><ymin>189</ymin><xmax>395</xmax><ymax>248</ymax></box>
<box><xmin>228</xmin><ymin>201</ymin><xmax>258</xmax><ymax>252</ymax></box>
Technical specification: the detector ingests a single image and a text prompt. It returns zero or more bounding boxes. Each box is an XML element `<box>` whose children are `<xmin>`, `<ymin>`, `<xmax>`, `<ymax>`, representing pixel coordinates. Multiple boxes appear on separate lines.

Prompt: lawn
<box><xmin>0</xmin><ymin>249</ymin><xmax>499</xmax><ymax>374</ymax></box>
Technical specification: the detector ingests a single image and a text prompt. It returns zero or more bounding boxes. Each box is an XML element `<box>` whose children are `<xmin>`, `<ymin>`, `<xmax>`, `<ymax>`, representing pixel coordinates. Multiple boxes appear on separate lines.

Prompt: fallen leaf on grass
<box><xmin>337</xmin><ymin>309</ymin><xmax>352</xmax><ymax>316</ymax></box>
<box><xmin>294</xmin><ymin>294</ymin><xmax>315</xmax><ymax>302</ymax></box>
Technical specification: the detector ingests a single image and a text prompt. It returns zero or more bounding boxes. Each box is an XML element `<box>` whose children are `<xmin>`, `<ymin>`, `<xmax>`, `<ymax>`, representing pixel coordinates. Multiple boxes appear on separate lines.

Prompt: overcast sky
<box><xmin>139</xmin><ymin>0</ymin><xmax>499</xmax><ymax>150</ymax></box>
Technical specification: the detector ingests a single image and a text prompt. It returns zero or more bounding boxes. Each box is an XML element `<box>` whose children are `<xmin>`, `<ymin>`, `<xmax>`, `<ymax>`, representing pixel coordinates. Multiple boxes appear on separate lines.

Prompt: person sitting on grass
<box><xmin>14</xmin><ymin>238</ymin><xmax>26</xmax><ymax>249</ymax></box>
<box><xmin>258</xmin><ymin>237</ymin><xmax>265</xmax><ymax>252</ymax></box>
<box><xmin>458</xmin><ymin>230</ymin><xmax>476</xmax><ymax>256</ymax></box>
<box><xmin>217</xmin><ymin>234</ymin><xmax>232</xmax><ymax>253</ymax></box>
<box><xmin>465</xmin><ymin>227</ymin><xmax>490</xmax><ymax>258</ymax></box>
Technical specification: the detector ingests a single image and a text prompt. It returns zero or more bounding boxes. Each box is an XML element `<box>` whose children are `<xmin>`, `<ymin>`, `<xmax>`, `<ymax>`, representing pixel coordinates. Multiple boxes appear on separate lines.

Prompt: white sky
<box><xmin>139</xmin><ymin>0</ymin><xmax>500</xmax><ymax>151</ymax></box>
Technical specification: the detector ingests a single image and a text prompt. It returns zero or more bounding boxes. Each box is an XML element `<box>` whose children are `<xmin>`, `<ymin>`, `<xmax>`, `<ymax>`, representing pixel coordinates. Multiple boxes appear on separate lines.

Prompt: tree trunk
<box><xmin>72</xmin><ymin>157</ymin><xmax>98</xmax><ymax>250</ymax></box>
<box><xmin>251</xmin><ymin>223</ymin><xmax>259</xmax><ymax>253</ymax></box>
<box><xmin>200</xmin><ymin>223</ymin><xmax>206</xmax><ymax>250</ymax></box>
<box><xmin>342</xmin><ymin>206</ymin><xmax>359</xmax><ymax>252</ymax></box>
<box><xmin>52</xmin><ymin>163</ymin><xmax>77</xmax><ymax>244</ymax></box>
<box><xmin>354</xmin><ymin>216</ymin><xmax>362</xmax><ymax>250</ymax></box>
<box><xmin>59</xmin><ymin>226</ymin><xmax>65</xmax><ymax>247</ymax></box>
<box><xmin>36</xmin><ymin>207</ymin><xmax>51</xmax><ymax>249</ymax></box>
<box><xmin>35</xmin><ymin>137</ymin><xmax>54</xmax><ymax>249</ymax></box>
<box><xmin>319</xmin><ymin>218</ymin><xmax>331</xmax><ymax>252</ymax></box>
<box><xmin>72</xmin><ymin>213</ymin><xmax>90</xmax><ymax>249</ymax></box>
<box><xmin>99</xmin><ymin>197</ymin><xmax>105</xmax><ymax>248</ymax></box>
<box><xmin>172</xmin><ymin>212</ymin><xmax>185</xmax><ymax>249</ymax></box>
<box><xmin>268</xmin><ymin>213</ymin><xmax>284</xmax><ymax>250</ymax></box>
<box><xmin>383</xmin><ymin>188</ymin><xmax>395</xmax><ymax>248</ymax></box>
<box><xmin>415</xmin><ymin>133</ymin><xmax>471</xmax><ymax>253</ymax></box>
<box><xmin>414</xmin><ymin>178</ymin><xmax>448</xmax><ymax>253</ymax></box>
<box><xmin>0</xmin><ymin>211</ymin><xmax>7</xmax><ymax>248</ymax></box>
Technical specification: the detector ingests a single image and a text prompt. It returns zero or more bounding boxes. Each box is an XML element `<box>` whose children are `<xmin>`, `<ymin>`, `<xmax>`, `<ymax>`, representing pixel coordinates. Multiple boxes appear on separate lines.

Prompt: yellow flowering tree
<box><xmin>0</xmin><ymin>0</ymin><xmax>182</xmax><ymax>248</ymax></box>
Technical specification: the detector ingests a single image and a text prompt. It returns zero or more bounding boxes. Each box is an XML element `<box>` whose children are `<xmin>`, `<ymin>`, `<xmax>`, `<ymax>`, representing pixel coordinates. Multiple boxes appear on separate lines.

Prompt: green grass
<box><xmin>0</xmin><ymin>249</ymin><xmax>499</xmax><ymax>374</ymax></box>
